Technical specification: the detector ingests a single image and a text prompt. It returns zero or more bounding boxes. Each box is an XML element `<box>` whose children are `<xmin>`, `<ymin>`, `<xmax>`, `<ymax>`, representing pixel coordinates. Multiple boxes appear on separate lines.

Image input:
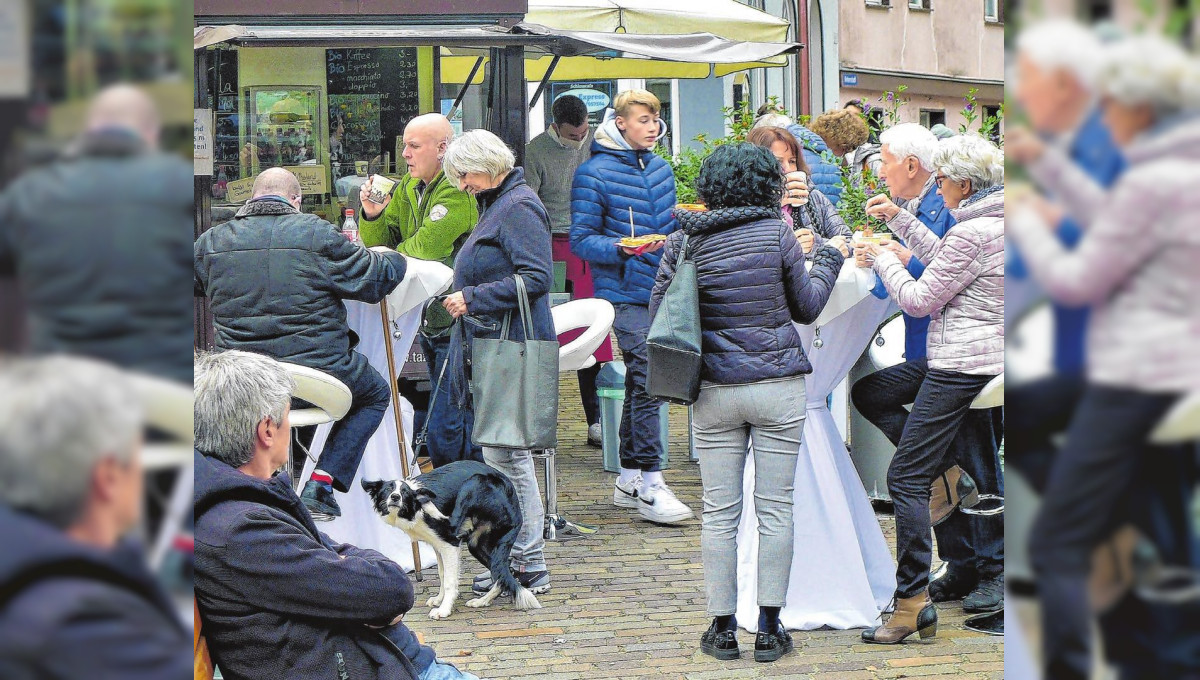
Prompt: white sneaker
<box><xmin>638</xmin><ymin>483</ymin><xmax>695</xmax><ymax>524</ymax></box>
<box><xmin>614</xmin><ymin>476</ymin><xmax>643</xmax><ymax>509</ymax></box>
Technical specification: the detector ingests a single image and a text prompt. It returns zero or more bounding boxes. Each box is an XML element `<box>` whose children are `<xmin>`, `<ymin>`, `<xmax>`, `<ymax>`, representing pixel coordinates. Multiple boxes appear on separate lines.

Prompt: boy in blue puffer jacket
<box><xmin>570</xmin><ymin>89</ymin><xmax>695</xmax><ymax>526</ymax></box>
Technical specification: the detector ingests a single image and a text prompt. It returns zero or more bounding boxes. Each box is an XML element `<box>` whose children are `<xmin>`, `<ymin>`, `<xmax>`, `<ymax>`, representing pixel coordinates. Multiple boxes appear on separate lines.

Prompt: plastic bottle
<box><xmin>341</xmin><ymin>208</ymin><xmax>359</xmax><ymax>243</ymax></box>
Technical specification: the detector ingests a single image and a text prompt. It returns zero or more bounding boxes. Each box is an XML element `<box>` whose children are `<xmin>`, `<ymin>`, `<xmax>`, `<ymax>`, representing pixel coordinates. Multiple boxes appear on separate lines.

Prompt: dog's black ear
<box><xmin>361</xmin><ymin>479</ymin><xmax>395</xmax><ymax>502</ymax></box>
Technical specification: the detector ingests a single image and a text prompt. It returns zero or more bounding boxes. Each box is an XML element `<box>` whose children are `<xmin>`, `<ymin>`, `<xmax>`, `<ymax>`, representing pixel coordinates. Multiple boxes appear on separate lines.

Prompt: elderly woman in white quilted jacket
<box><xmin>854</xmin><ymin>134</ymin><xmax>1005</xmax><ymax>646</ymax></box>
<box><xmin>1006</xmin><ymin>35</ymin><xmax>1200</xmax><ymax>680</ymax></box>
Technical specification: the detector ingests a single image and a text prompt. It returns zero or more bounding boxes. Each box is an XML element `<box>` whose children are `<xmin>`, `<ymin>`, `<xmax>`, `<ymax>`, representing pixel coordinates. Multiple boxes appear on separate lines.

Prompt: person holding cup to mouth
<box><xmin>747</xmin><ymin>126</ymin><xmax>851</xmax><ymax>260</ymax></box>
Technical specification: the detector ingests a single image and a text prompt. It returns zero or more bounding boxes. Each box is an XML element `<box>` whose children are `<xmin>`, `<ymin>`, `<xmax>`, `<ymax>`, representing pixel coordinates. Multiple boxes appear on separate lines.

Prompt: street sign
<box><xmin>841</xmin><ymin>73</ymin><xmax>858</xmax><ymax>87</ymax></box>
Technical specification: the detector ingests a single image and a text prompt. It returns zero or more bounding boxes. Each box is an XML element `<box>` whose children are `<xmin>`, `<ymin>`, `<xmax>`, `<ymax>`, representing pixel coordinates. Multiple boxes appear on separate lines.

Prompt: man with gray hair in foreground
<box><xmin>195</xmin><ymin>166</ymin><xmax>408</xmax><ymax>520</ymax></box>
<box><xmin>193</xmin><ymin>349</ymin><xmax>481</xmax><ymax>680</ymax></box>
<box><xmin>0</xmin><ymin>356</ymin><xmax>190</xmax><ymax>679</ymax></box>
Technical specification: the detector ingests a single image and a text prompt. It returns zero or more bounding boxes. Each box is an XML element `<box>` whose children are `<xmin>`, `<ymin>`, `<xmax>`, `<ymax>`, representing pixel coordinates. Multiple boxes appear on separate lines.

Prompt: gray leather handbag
<box><xmin>646</xmin><ymin>232</ymin><xmax>703</xmax><ymax>405</ymax></box>
<box><xmin>470</xmin><ymin>275</ymin><xmax>560</xmax><ymax>450</ymax></box>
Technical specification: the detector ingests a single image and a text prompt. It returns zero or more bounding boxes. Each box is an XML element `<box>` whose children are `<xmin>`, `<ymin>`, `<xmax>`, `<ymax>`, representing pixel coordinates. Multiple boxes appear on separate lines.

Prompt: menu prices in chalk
<box><xmin>326</xmin><ymin>48</ymin><xmax>420</xmax><ymax>174</ymax></box>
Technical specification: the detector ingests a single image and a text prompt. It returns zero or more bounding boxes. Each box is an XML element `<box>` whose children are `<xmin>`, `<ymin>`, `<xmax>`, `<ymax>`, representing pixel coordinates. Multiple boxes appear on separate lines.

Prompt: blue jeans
<box><xmin>611</xmin><ymin>304</ymin><xmax>665</xmax><ymax>472</ymax></box>
<box><xmin>315</xmin><ymin>358</ymin><xmax>392</xmax><ymax>492</ymax></box>
<box><xmin>419</xmin><ymin>332</ymin><xmax>483</xmax><ymax>469</ymax></box>
<box><xmin>851</xmin><ymin>359</ymin><xmax>1004</xmax><ymax>581</ymax></box>
<box><xmin>419</xmin><ymin>661</ymin><xmax>480</xmax><ymax>680</ymax></box>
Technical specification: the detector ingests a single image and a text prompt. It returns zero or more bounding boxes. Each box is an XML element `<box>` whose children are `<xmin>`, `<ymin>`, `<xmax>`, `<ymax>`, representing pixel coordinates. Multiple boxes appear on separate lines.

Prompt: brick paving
<box><xmin>411</xmin><ymin>376</ymin><xmax>1004</xmax><ymax>679</ymax></box>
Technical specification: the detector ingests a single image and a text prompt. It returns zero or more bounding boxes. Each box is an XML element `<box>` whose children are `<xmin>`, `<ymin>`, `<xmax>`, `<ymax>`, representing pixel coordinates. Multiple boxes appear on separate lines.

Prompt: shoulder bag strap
<box><xmin>513</xmin><ymin>274</ymin><xmax>535</xmax><ymax>340</ymax></box>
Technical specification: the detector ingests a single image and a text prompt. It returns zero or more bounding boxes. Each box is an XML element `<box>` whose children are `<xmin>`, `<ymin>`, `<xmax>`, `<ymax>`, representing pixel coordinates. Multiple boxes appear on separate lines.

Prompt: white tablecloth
<box><xmin>734</xmin><ymin>262</ymin><xmax>898</xmax><ymax>631</ymax></box>
<box><xmin>302</xmin><ymin>300</ymin><xmax>439</xmax><ymax>572</ymax></box>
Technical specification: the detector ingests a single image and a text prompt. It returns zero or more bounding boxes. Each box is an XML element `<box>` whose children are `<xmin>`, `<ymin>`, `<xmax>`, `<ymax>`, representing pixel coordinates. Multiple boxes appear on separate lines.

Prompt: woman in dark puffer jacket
<box><xmin>650</xmin><ymin>143</ymin><xmax>848</xmax><ymax>663</ymax></box>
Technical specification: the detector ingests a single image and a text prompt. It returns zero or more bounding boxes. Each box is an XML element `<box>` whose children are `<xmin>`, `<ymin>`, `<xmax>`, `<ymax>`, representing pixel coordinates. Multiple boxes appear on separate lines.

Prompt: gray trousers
<box><xmin>481</xmin><ymin>447</ymin><xmax>546</xmax><ymax>571</ymax></box>
<box><xmin>693</xmin><ymin>377</ymin><xmax>806</xmax><ymax>615</ymax></box>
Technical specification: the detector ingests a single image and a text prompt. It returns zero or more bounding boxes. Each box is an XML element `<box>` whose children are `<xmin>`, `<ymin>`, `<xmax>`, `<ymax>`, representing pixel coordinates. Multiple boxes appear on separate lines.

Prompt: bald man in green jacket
<box><xmin>359</xmin><ymin>114</ymin><xmax>477</xmax><ymax>266</ymax></box>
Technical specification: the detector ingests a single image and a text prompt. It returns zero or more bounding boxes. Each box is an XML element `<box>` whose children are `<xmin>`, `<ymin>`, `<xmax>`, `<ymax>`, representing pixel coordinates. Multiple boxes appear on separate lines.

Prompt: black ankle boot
<box><xmin>753</xmin><ymin>627</ymin><xmax>793</xmax><ymax>662</ymax></box>
<box><xmin>700</xmin><ymin>619</ymin><xmax>739</xmax><ymax>660</ymax></box>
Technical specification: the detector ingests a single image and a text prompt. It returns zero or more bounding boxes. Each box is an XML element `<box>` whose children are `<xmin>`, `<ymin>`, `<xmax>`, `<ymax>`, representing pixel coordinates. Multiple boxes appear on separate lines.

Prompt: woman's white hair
<box><xmin>442</xmin><ymin>129</ymin><xmax>516</xmax><ymax>181</ymax></box>
<box><xmin>1016</xmin><ymin>19</ymin><xmax>1103</xmax><ymax>91</ymax></box>
<box><xmin>194</xmin><ymin>350</ymin><xmax>294</xmax><ymax>469</ymax></box>
<box><xmin>0</xmin><ymin>356</ymin><xmax>142</xmax><ymax>528</ymax></box>
<box><xmin>1098</xmin><ymin>34</ymin><xmax>1193</xmax><ymax>112</ymax></box>
<box><xmin>752</xmin><ymin>113</ymin><xmax>794</xmax><ymax>130</ymax></box>
<box><xmin>879</xmin><ymin>123</ymin><xmax>938</xmax><ymax>172</ymax></box>
<box><xmin>932</xmin><ymin>134</ymin><xmax>1004</xmax><ymax>193</ymax></box>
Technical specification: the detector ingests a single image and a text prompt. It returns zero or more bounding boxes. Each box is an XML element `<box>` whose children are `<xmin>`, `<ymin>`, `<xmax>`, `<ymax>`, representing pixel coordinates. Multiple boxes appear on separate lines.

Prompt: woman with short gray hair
<box><xmin>438</xmin><ymin>128</ymin><xmax>557</xmax><ymax>598</ymax></box>
<box><xmin>856</xmin><ymin>133</ymin><xmax>1004</xmax><ymax>645</ymax></box>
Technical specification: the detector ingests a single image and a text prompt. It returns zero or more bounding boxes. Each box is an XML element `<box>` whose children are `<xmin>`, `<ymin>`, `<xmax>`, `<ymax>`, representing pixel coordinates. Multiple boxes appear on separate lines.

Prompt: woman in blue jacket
<box><xmin>570</xmin><ymin>89</ymin><xmax>694</xmax><ymax>525</ymax></box>
<box><xmin>651</xmin><ymin>143</ymin><xmax>847</xmax><ymax>662</ymax></box>
<box><xmin>440</xmin><ymin>129</ymin><xmax>556</xmax><ymax>596</ymax></box>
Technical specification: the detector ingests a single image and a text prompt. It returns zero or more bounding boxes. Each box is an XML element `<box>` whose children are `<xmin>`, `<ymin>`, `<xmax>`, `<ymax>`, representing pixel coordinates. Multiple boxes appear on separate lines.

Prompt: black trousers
<box><xmin>850</xmin><ymin>359</ymin><xmax>998</xmax><ymax>597</ymax></box>
<box><xmin>1005</xmin><ymin>372</ymin><xmax>1085</xmax><ymax>492</ymax></box>
<box><xmin>1029</xmin><ymin>385</ymin><xmax>1187</xmax><ymax>680</ymax></box>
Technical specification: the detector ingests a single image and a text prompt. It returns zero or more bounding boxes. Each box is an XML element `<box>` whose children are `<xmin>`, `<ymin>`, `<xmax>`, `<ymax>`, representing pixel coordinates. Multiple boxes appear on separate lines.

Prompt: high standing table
<box><xmin>733</xmin><ymin>262</ymin><xmax>899</xmax><ymax>632</ymax></box>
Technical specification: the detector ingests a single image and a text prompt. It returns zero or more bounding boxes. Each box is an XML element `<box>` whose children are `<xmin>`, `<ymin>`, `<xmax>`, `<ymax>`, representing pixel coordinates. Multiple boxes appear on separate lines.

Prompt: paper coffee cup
<box><xmin>366</xmin><ymin>175</ymin><xmax>397</xmax><ymax>204</ymax></box>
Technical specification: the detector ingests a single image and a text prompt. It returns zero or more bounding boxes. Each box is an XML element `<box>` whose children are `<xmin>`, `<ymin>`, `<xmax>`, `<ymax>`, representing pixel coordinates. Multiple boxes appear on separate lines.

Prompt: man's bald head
<box><xmin>87</xmin><ymin>84</ymin><xmax>161</xmax><ymax>148</ymax></box>
<box><xmin>405</xmin><ymin>113</ymin><xmax>454</xmax><ymax>144</ymax></box>
<box><xmin>252</xmin><ymin>168</ymin><xmax>302</xmax><ymax>207</ymax></box>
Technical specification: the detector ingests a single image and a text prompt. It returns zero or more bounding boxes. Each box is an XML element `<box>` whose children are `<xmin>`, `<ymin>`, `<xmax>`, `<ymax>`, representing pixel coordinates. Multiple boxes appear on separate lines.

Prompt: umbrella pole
<box><xmin>378</xmin><ymin>301</ymin><xmax>423</xmax><ymax>581</ymax></box>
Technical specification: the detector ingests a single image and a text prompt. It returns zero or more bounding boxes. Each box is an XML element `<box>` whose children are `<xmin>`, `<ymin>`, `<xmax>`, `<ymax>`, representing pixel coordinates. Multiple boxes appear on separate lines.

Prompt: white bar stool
<box><xmin>279</xmin><ymin>362</ymin><xmax>353</xmax><ymax>493</ymax></box>
<box><xmin>958</xmin><ymin>372</ymin><xmax>1005</xmax><ymax>518</ymax></box>
<box><xmin>130</xmin><ymin>372</ymin><xmax>194</xmax><ymax>571</ymax></box>
<box><xmin>539</xmin><ymin>298</ymin><xmax>614</xmax><ymax>541</ymax></box>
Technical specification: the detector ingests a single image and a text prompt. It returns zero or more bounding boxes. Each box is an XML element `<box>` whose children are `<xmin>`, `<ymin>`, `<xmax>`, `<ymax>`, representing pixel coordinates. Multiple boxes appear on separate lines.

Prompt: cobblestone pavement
<box><xmin>411</xmin><ymin>376</ymin><xmax>1004</xmax><ymax>680</ymax></box>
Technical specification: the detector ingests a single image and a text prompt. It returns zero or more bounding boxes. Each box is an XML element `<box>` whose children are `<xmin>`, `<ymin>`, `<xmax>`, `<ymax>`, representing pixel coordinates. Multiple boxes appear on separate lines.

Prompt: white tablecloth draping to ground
<box><xmin>734</xmin><ymin>263</ymin><xmax>898</xmax><ymax>631</ymax></box>
<box><xmin>301</xmin><ymin>300</ymin><xmax>438</xmax><ymax>572</ymax></box>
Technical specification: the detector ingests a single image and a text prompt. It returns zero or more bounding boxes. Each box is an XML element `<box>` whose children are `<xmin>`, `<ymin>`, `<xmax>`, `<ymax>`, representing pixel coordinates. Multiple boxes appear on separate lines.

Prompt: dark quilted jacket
<box><xmin>787</xmin><ymin>123</ymin><xmax>844</xmax><ymax>206</ymax></box>
<box><xmin>649</xmin><ymin>207</ymin><xmax>845</xmax><ymax>385</ymax></box>
<box><xmin>194</xmin><ymin>198</ymin><xmax>407</xmax><ymax>385</ymax></box>
<box><xmin>569</xmin><ymin>125</ymin><xmax>679</xmax><ymax>306</ymax></box>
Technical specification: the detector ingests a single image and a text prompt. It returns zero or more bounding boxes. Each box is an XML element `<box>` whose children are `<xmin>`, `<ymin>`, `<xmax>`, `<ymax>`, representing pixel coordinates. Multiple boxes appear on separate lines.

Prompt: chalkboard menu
<box><xmin>326</xmin><ymin>48</ymin><xmax>420</xmax><ymax>176</ymax></box>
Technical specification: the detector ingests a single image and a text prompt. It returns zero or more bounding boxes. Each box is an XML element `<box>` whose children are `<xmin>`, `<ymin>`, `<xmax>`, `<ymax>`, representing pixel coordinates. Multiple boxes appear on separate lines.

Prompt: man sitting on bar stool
<box><xmin>194</xmin><ymin>167</ymin><xmax>407</xmax><ymax>519</ymax></box>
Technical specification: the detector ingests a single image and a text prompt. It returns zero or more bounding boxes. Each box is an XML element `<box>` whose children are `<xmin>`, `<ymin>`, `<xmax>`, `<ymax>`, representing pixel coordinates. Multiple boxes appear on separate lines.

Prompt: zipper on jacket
<box><xmin>410</xmin><ymin>178</ymin><xmax>433</xmax><ymax>238</ymax></box>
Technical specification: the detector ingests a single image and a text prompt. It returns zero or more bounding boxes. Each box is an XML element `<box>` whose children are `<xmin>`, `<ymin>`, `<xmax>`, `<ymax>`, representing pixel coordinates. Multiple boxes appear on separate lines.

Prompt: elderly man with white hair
<box><xmin>0</xmin><ymin>357</ymin><xmax>191</xmax><ymax>678</ymax></box>
<box><xmin>194</xmin><ymin>350</ymin><xmax>481</xmax><ymax>680</ymax></box>
<box><xmin>1009</xmin><ymin>34</ymin><xmax>1200</xmax><ymax>680</ymax></box>
<box><xmin>855</xmin><ymin>134</ymin><xmax>1005</xmax><ymax>645</ymax></box>
<box><xmin>851</xmin><ymin>123</ymin><xmax>1005</xmax><ymax>615</ymax></box>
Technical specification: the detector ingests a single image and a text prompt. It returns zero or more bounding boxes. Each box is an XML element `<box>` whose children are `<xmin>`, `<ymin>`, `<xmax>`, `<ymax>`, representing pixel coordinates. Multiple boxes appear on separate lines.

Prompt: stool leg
<box><xmin>535</xmin><ymin>448</ymin><xmax>599</xmax><ymax>542</ymax></box>
<box><xmin>149</xmin><ymin>467</ymin><xmax>193</xmax><ymax>571</ymax></box>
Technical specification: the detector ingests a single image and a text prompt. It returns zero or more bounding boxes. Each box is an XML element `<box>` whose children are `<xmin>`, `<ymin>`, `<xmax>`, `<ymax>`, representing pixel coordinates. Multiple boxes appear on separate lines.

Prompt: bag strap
<box><xmin>513</xmin><ymin>274</ymin><xmax>535</xmax><ymax>339</ymax></box>
<box><xmin>416</xmin><ymin>336</ymin><xmax>453</xmax><ymax>445</ymax></box>
<box><xmin>677</xmin><ymin>232</ymin><xmax>691</xmax><ymax>262</ymax></box>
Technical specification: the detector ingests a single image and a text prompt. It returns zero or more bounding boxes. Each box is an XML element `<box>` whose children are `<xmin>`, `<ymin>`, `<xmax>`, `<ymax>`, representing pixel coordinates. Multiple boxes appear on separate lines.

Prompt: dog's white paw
<box><xmin>428</xmin><ymin>606</ymin><xmax>452</xmax><ymax>620</ymax></box>
<box><xmin>426</xmin><ymin>594</ymin><xmax>444</xmax><ymax>607</ymax></box>
<box><xmin>464</xmin><ymin>597</ymin><xmax>488</xmax><ymax>608</ymax></box>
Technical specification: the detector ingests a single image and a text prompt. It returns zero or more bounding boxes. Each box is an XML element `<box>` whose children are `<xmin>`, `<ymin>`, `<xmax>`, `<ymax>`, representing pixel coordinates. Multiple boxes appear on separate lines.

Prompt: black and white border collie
<box><xmin>362</xmin><ymin>460</ymin><xmax>541</xmax><ymax>619</ymax></box>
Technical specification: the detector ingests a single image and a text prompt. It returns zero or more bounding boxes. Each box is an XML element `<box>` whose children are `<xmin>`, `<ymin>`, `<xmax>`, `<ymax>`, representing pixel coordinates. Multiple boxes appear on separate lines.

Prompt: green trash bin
<box><xmin>596</xmin><ymin>361</ymin><xmax>669</xmax><ymax>473</ymax></box>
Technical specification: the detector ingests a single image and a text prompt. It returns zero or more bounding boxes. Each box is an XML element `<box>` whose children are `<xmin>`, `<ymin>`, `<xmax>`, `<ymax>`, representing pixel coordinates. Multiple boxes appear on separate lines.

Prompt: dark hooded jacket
<box><xmin>193</xmin><ymin>197</ymin><xmax>406</xmax><ymax>385</ymax></box>
<box><xmin>0</xmin><ymin>505</ymin><xmax>190</xmax><ymax>679</ymax></box>
<box><xmin>650</xmin><ymin>207</ymin><xmax>844</xmax><ymax>385</ymax></box>
<box><xmin>194</xmin><ymin>450</ymin><xmax>432</xmax><ymax>680</ymax></box>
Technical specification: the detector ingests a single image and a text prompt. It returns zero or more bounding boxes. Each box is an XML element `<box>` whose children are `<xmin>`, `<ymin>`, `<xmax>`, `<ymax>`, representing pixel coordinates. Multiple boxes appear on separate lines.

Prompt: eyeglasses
<box><xmin>934</xmin><ymin>175</ymin><xmax>950</xmax><ymax>188</ymax></box>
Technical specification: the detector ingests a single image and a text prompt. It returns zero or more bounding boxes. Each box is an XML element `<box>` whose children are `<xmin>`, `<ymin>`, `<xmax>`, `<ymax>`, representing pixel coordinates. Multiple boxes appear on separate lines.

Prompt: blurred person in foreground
<box><xmin>435</xmin><ymin>129</ymin><xmax>555</xmax><ymax>599</ymax></box>
<box><xmin>752</xmin><ymin>105</ymin><xmax>843</xmax><ymax>205</ymax></box>
<box><xmin>746</xmin><ymin>126</ymin><xmax>851</xmax><ymax>259</ymax></box>
<box><xmin>1007</xmin><ymin>35</ymin><xmax>1200</xmax><ymax>680</ymax></box>
<box><xmin>650</xmin><ymin>143</ymin><xmax>846</xmax><ymax>662</ymax></box>
<box><xmin>0</xmin><ymin>356</ymin><xmax>190</xmax><ymax>678</ymax></box>
<box><xmin>525</xmin><ymin>94</ymin><xmax>611</xmax><ymax>448</ymax></box>
<box><xmin>857</xmin><ymin>134</ymin><xmax>1005</xmax><ymax>644</ymax></box>
<box><xmin>570</xmin><ymin>89</ymin><xmax>694</xmax><ymax>524</ymax></box>
<box><xmin>1006</xmin><ymin>19</ymin><xmax>1126</xmax><ymax>492</ymax></box>
<box><xmin>0</xmin><ymin>84</ymin><xmax>192</xmax><ymax>384</ymax></box>
<box><xmin>194</xmin><ymin>167</ymin><xmax>407</xmax><ymax>519</ymax></box>
<box><xmin>360</xmin><ymin>113</ymin><xmax>483</xmax><ymax>468</ymax></box>
<box><xmin>194</xmin><ymin>350</ymin><xmax>478</xmax><ymax>680</ymax></box>
<box><xmin>852</xmin><ymin>124</ymin><xmax>1005</xmax><ymax>613</ymax></box>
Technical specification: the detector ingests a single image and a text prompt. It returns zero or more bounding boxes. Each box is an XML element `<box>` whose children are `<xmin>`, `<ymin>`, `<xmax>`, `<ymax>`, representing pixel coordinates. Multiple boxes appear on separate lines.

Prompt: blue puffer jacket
<box><xmin>650</xmin><ymin>206</ymin><xmax>844</xmax><ymax>385</ymax></box>
<box><xmin>570</xmin><ymin>120</ymin><xmax>679</xmax><ymax>306</ymax></box>
<box><xmin>787</xmin><ymin>123</ymin><xmax>844</xmax><ymax>206</ymax></box>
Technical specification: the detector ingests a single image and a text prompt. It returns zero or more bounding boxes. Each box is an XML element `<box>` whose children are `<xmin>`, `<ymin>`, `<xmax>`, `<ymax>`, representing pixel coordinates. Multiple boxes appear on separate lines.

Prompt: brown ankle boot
<box><xmin>929</xmin><ymin>466</ymin><xmax>979</xmax><ymax>526</ymax></box>
<box><xmin>861</xmin><ymin>592</ymin><xmax>938</xmax><ymax>644</ymax></box>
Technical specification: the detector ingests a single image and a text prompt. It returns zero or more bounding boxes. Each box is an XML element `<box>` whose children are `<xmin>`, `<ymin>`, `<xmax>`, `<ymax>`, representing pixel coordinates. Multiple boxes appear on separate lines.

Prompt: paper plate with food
<box><xmin>616</xmin><ymin>233</ymin><xmax>668</xmax><ymax>249</ymax></box>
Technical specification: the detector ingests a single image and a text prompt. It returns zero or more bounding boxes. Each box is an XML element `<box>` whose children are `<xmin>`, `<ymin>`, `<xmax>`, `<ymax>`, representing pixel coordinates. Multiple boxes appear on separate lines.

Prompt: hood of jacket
<box><xmin>591</xmin><ymin>115</ymin><xmax>660</xmax><ymax>168</ymax></box>
<box><xmin>0</xmin><ymin>504</ymin><xmax>180</xmax><ymax>627</ymax></box>
<box><xmin>950</xmin><ymin>187</ymin><xmax>1004</xmax><ymax>223</ymax></box>
<box><xmin>676</xmin><ymin>206</ymin><xmax>781</xmax><ymax>237</ymax></box>
<box><xmin>194</xmin><ymin>450</ymin><xmax>318</xmax><ymax>536</ymax></box>
<box><xmin>233</xmin><ymin>195</ymin><xmax>299</xmax><ymax>219</ymax></box>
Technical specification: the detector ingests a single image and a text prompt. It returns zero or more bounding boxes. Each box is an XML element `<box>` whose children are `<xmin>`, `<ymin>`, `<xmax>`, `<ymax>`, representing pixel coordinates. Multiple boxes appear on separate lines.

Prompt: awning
<box><xmin>524</xmin><ymin>0</ymin><xmax>791</xmax><ymax>44</ymax></box>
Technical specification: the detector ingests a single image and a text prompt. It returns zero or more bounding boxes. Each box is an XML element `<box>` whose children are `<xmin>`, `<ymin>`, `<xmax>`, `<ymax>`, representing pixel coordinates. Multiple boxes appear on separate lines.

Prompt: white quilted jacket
<box><xmin>1012</xmin><ymin>118</ymin><xmax>1200</xmax><ymax>393</ymax></box>
<box><xmin>874</xmin><ymin>191</ymin><xmax>1005</xmax><ymax>375</ymax></box>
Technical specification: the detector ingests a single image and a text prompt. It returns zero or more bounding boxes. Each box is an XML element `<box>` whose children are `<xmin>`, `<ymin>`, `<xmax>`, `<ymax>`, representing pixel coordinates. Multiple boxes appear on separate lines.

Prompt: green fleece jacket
<box><xmin>359</xmin><ymin>170</ymin><xmax>478</xmax><ymax>265</ymax></box>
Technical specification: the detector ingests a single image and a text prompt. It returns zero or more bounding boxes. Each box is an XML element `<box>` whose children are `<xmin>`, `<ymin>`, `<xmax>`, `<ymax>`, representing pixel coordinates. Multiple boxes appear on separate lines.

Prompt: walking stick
<box><xmin>378</xmin><ymin>300</ymin><xmax>424</xmax><ymax>581</ymax></box>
